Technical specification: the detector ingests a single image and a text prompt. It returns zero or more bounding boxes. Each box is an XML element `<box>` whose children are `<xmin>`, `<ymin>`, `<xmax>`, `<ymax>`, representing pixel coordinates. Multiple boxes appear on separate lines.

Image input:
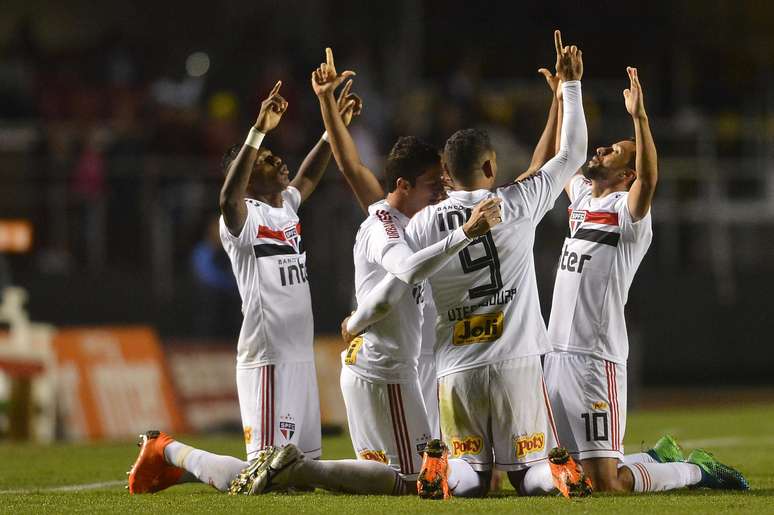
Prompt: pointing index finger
<box><xmin>326</xmin><ymin>47</ymin><xmax>335</xmax><ymax>69</ymax></box>
<box><xmin>554</xmin><ymin>30</ymin><xmax>563</xmax><ymax>55</ymax></box>
<box><xmin>270</xmin><ymin>80</ymin><xmax>282</xmax><ymax>96</ymax></box>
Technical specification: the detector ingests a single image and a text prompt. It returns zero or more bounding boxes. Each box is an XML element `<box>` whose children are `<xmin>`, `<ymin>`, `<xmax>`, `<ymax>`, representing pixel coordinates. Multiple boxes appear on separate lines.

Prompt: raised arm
<box><xmin>517</xmin><ymin>68</ymin><xmax>561</xmax><ymax>179</ymax></box>
<box><xmin>219</xmin><ymin>81</ymin><xmax>287</xmax><ymax>236</ymax></box>
<box><xmin>624</xmin><ymin>67</ymin><xmax>658</xmax><ymax>221</ymax></box>
<box><xmin>291</xmin><ymin>80</ymin><xmax>363</xmax><ymax>203</ymax></box>
<box><xmin>312</xmin><ymin>48</ymin><xmax>384</xmax><ymax>213</ymax></box>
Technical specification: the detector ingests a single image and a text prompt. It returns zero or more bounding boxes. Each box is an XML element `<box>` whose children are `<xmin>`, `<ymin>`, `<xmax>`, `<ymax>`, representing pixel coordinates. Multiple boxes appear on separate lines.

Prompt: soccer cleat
<box><xmin>417</xmin><ymin>439</ymin><xmax>450</xmax><ymax>500</ymax></box>
<box><xmin>687</xmin><ymin>449</ymin><xmax>750</xmax><ymax>491</ymax></box>
<box><xmin>127</xmin><ymin>430</ymin><xmax>184</xmax><ymax>494</ymax></box>
<box><xmin>548</xmin><ymin>447</ymin><xmax>593</xmax><ymax>498</ymax></box>
<box><xmin>646</xmin><ymin>434</ymin><xmax>684</xmax><ymax>463</ymax></box>
<box><xmin>228</xmin><ymin>445</ymin><xmax>304</xmax><ymax>495</ymax></box>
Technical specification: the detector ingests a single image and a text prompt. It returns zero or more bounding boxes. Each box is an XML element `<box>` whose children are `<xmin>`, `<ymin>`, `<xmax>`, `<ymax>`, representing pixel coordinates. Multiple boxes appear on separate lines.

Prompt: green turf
<box><xmin>0</xmin><ymin>403</ymin><xmax>772</xmax><ymax>514</ymax></box>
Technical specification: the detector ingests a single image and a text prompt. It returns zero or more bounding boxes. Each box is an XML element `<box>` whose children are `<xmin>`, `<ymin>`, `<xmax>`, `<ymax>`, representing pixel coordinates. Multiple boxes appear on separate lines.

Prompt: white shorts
<box><xmin>437</xmin><ymin>355</ymin><xmax>559</xmax><ymax>472</ymax></box>
<box><xmin>236</xmin><ymin>362</ymin><xmax>321</xmax><ymax>461</ymax></box>
<box><xmin>417</xmin><ymin>354</ymin><xmax>440</xmax><ymax>439</ymax></box>
<box><xmin>543</xmin><ymin>351</ymin><xmax>626</xmax><ymax>461</ymax></box>
<box><xmin>340</xmin><ymin>366</ymin><xmax>431</xmax><ymax>480</ymax></box>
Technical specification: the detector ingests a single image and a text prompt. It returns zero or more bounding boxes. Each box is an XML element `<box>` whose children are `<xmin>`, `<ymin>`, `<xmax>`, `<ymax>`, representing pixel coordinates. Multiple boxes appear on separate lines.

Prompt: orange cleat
<box><xmin>127</xmin><ymin>430</ymin><xmax>184</xmax><ymax>494</ymax></box>
<box><xmin>548</xmin><ymin>447</ymin><xmax>592</xmax><ymax>498</ymax></box>
<box><xmin>417</xmin><ymin>439</ymin><xmax>451</xmax><ymax>500</ymax></box>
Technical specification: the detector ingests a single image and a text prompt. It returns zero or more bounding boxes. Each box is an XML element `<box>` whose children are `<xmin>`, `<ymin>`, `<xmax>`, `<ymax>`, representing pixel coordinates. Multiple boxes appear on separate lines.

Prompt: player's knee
<box><xmin>589</xmin><ymin>473</ymin><xmax>628</xmax><ymax>493</ymax></box>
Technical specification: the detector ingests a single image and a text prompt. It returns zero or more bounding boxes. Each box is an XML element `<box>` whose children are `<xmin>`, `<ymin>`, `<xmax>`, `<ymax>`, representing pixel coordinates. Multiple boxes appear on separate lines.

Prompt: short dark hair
<box><xmin>383</xmin><ymin>136</ymin><xmax>440</xmax><ymax>192</ymax></box>
<box><xmin>443</xmin><ymin>129</ymin><xmax>493</xmax><ymax>184</ymax></box>
<box><xmin>221</xmin><ymin>143</ymin><xmax>243</xmax><ymax>175</ymax></box>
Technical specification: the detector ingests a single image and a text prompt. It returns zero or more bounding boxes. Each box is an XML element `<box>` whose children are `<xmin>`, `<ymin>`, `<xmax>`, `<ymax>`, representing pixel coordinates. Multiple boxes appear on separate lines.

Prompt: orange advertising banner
<box><xmin>52</xmin><ymin>326</ymin><xmax>187</xmax><ymax>440</ymax></box>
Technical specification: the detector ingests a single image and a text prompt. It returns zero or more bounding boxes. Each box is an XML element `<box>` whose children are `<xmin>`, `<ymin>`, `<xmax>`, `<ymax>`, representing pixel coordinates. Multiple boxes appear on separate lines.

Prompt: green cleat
<box><xmin>687</xmin><ymin>449</ymin><xmax>750</xmax><ymax>491</ymax></box>
<box><xmin>646</xmin><ymin>435</ymin><xmax>684</xmax><ymax>463</ymax></box>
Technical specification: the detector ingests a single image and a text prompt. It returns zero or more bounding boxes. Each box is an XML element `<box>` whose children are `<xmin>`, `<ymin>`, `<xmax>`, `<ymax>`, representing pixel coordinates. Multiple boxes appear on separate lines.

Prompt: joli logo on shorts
<box><xmin>358</xmin><ymin>449</ymin><xmax>388</xmax><ymax>463</ymax></box>
<box><xmin>453</xmin><ymin>312</ymin><xmax>503</xmax><ymax>345</ymax></box>
<box><xmin>451</xmin><ymin>436</ymin><xmax>483</xmax><ymax>457</ymax></box>
<box><xmin>344</xmin><ymin>336</ymin><xmax>364</xmax><ymax>365</ymax></box>
<box><xmin>514</xmin><ymin>432</ymin><xmax>545</xmax><ymax>459</ymax></box>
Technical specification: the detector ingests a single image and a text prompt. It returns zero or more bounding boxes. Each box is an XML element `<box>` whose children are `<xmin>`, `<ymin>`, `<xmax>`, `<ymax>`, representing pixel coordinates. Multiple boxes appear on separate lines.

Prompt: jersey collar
<box><xmin>447</xmin><ymin>189</ymin><xmax>492</xmax><ymax>203</ymax></box>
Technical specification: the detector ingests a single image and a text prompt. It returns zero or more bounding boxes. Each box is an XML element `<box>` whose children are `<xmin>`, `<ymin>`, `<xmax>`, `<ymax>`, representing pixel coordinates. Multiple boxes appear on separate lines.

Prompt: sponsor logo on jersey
<box><xmin>344</xmin><ymin>336</ymin><xmax>365</xmax><ymax>365</ymax></box>
<box><xmin>243</xmin><ymin>426</ymin><xmax>253</xmax><ymax>444</ymax></box>
<box><xmin>514</xmin><ymin>432</ymin><xmax>545</xmax><ymax>459</ymax></box>
<box><xmin>592</xmin><ymin>401</ymin><xmax>609</xmax><ymax>410</ymax></box>
<box><xmin>375</xmin><ymin>210</ymin><xmax>400</xmax><ymax>239</ymax></box>
<box><xmin>451</xmin><ymin>436</ymin><xmax>483</xmax><ymax>457</ymax></box>
<box><xmin>569</xmin><ymin>209</ymin><xmax>587</xmax><ymax>237</ymax></box>
<box><xmin>358</xmin><ymin>449</ymin><xmax>388</xmax><ymax>463</ymax></box>
<box><xmin>279</xmin><ymin>414</ymin><xmax>296</xmax><ymax>440</ymax></box>
<box><xmin>453</xmin><ymin>312</ymin><xmax>503</xmax><ymax>345</ymax></box>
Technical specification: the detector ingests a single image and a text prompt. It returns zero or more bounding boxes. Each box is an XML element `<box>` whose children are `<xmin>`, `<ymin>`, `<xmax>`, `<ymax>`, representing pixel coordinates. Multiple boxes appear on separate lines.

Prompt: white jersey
<box><xmin>344</xmin><ymin>200</ymin><xmax>424</xmax><ymax>383</ymax></box>
<box><xmin>406</xmin><ymin>181</ymin><xmax>559</xmax><ymax>377</ymax></box>
<box><xmin>420</xmin><ymin>282</ymin><xmax>436</xmax><ymax>357</ymax></box>
<box><xmin>547</xmin><ymin>175</ymin><xmax>652</xmax><ymax>363</ymax></box>
<box><xmin>219</xmin><ymin>186</ymin><xmax>314</xmax><ymax>368</ymax></box>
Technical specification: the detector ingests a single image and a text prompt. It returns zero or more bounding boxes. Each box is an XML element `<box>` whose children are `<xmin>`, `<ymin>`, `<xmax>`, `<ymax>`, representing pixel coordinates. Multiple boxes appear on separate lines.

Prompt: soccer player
<box><xmin>128</xmin><ymin>79</ymin><xmax>363</xmax><ymax>493</ymax></box>
<box><xmin>345</xmin><ymin>31</ymin><xmax>587</xmax><ymax>498</ymax></box>
<box><xmin>520</xmin><ymin>66</ymin><xmax>749</xmax><ymax>495</ymax></box>
<box><xmin>311</xmin><ymin>48</ymin><xmax>503</xmax><ymax>483</ymax></box>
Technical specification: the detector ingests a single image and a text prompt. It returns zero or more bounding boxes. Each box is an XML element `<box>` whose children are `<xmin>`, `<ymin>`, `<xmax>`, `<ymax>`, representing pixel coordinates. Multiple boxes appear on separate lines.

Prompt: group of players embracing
<box><xmin>127</xmin><ymin>30</ymin><xmax>749</xmax><ymax>499</ymax></box>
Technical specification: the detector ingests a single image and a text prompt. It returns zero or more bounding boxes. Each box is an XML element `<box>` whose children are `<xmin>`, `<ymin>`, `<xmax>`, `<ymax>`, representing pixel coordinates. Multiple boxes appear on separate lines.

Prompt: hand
<box><xmin>623</xmin><ymin>66</ymin><xmax>647</xmax><ymax>119</ymax></box>
<box><xmin>341</xmin><ymin>315</ymin><xmax>358</xmax><ymax>344</ymax></box>
<box><xmin>462</xmin><ymin>197</ymin><xmax>503</xmax><ymax>238</ymax></box>
<box><xmin>553</xmin><ymin>30</ymin><xmax>583</xmax><ymax>82</ymax></box>
<box><xmin>254</xmin><ymin>81</ymin><xmax>288</xmax><ymax>133</ymax></box>
<box><xmin>312</xmin><ymin>47</ymin><xmax>356</xmax><ymax>98</ymax></box>
<box><xmin>538</xmin><ymin>67</ymin><xmax>562</xmax><ymax>101</ymax></box>
<box><xmin>336</xmin><ymin>79</ymin><xmax>363</xmax><ymax>127</ymax></box>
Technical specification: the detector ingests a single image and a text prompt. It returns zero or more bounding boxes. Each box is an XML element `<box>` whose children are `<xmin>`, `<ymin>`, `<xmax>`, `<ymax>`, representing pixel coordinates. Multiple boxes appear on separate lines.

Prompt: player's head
<box><xmin>384</xmin><ymin>136</ymin><xmax>443</xmax><ymax>216</ymax></box>
<box><xmin>221</xmin><ymin>143</ymin><xmax>290</xmax><ymax>196</ymax></box>
<box><xmin>442</xmin><ymin>128</ymin><xmax>497</xmax><ymax>190</ymax></box>
<box><xmin>583</xmin><ymin>138</ymin><xmax>637</xmax><ymax>189</ymax></box>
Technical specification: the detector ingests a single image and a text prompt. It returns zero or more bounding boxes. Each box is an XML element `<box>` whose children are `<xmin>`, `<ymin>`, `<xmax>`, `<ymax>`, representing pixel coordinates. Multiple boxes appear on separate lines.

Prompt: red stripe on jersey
<box><xmin>388</xmin><ymin>385</ymin><xmax>408</xmax><ymax>474</ymax></box>
<box><xmin>567</xmin><ymin>209</ymin><xmax>619</xmax><ymax>226</ymax></box>
<box><xmin>258</xmin><ymin>225</ymin><xmax>286</xmax><ymax>241</ymax></box>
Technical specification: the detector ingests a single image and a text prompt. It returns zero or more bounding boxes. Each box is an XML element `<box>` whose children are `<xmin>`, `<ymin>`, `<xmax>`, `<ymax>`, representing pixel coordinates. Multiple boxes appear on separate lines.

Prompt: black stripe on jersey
<box><xmin>253</xmin><ymin>243</ymin><xmax>298</xmax><ymax>258</ymax></box>
<box><xmin>570</xmin><ymin>228</ymin><xmax>620</xmax><ymax>247</ymax></box>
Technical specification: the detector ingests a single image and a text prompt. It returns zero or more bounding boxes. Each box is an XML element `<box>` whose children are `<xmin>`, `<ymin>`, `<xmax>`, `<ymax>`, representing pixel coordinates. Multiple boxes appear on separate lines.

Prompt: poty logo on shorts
<box><xmin>569</xmin><ymin>209</ymin><xmax>587</xmax><ymax>237</ymax></box>
<box><xmin>243</xmin><ymin>426</ymin><xmax>253</xmax><ymax>444</ymax></box>
<box><xmin>358</xmin><ymin>449</ymin><xmax>388</xmax><ymax>464</ymax></box>
<box><xmin>451</xmin><ymin>436</ymin><xmax>483</xmax><ymax>457</ymax></box>
<box><xmin>514</xmin><ymin>432</ymin><xmax>545</xmax><ymax>459</ymax></box>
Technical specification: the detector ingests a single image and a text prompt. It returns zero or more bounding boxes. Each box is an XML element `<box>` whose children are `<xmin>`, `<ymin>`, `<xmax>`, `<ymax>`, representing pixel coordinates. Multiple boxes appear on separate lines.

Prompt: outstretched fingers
<box><xmin>554</xmin><ymin>30</ymin><xmax>563</xmax><ymax>56</ymax></box>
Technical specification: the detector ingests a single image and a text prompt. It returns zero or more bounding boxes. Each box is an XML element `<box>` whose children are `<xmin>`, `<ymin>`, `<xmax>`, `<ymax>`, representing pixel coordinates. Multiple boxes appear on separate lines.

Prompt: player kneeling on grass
<box><xmin>518</xmin><ymin>65</ymin><xmax>749</xmax><ymax>496</ymax></box>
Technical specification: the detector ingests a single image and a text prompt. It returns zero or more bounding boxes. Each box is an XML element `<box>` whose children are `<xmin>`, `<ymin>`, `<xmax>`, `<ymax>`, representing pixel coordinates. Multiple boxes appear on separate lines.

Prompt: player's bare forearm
<box><xmin>290</xmin><ymin>137</ymin><xmax>333</xmax><ymax>203</ymax></box>
<box><xmin>319</xmin><ymin>92</ymin><xmax>383</xmax><ymax>212</ymax></box>
<box><xmin>628</xmin><ymin>114</ymin><xmax>658</xmax><ymax>220</ymax></box>
<box><xmin>524</xmin><ymin>96</ymin><xmax>559</xmax><ymax>176</ymax></box>
<box><xmin>219</xmin><ymin>145</ymin><xmax>257</xmax><ymax>235</ymax></box>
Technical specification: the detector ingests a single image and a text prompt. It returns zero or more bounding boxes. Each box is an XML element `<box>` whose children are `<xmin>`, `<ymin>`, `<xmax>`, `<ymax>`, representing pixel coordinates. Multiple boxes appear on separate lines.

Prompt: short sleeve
<box><xmin>363</xmin><ymin>209</ymin><xmax>408</xmax><ymax>265</ymax></box>
<box><xmin>568</xmin><ymin>175</ymin><xmax>591</xmax><ymax>203</ymax></box>
<box><xmin>219</xmin><ymin>200</ymin><xmax>260</xmax><ymax>249</ymax></box>
<box><xmin>282</xmin><ymin>186</ymin><xmax>302</xmax><ymax>213</ymax></box>
<box><xmin>617</xmin><ymin>194</ymin><xmax>652</xmax><ymax>243</ymax></box>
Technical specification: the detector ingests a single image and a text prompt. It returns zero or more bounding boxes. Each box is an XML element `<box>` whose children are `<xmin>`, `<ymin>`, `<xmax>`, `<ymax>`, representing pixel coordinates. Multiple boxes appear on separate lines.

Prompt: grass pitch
<box><xmin>0</xmin><ymin>403</ymin><xmax>772</xmax><ymax>514</ymax></box>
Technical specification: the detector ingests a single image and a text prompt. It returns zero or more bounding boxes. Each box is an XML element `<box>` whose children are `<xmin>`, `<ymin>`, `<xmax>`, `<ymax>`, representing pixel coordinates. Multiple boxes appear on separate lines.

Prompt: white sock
<box><xmin>622</xmin><ymin>452</ymin><xmax>657</xmax><ymax>465</ymax></box>
<box><xmin>624</xmin><ymin>462</ymin><xmax>702</xmax><ymax>492</ymax></box>
<box><xmin>448</xmin><ymin>458</ymin><xmax>487</xmax><ymax>497</ymax></box>
<box><xmin>519</xmin><ymin>462</ymin><xmax>555</xmax><ymax>495</ymax></box>
<box><xmin>164</xmin><ymin>441</ymin><xmax>248</xmax><ymax>492</ymax></box>
<box><xmin>289</xmin><ymin>459</ymin><xmax>408</xmax><ymax>495</ymax></box>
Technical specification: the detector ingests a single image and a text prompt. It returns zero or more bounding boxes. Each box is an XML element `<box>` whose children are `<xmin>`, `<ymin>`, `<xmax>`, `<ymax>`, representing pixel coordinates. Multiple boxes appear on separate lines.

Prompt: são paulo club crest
<box><xmin>283</xmin><ymin>224</ymin><xmax>302</xmax><ymax>253</ymax></box>
<box><xmin>279</xmin><ymin>413</ymin><xmax>296</xmax><ymax>441</ymax></box>
<box><xmin>569</xmin><ymin>209</ymin><xmax>587</xmax><ymax>237</ymax></box>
